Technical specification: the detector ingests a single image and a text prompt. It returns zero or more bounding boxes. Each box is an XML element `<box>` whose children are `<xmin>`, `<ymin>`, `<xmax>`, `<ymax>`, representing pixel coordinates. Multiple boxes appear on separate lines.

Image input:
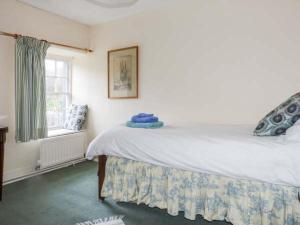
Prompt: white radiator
<box><xmin>39</xmin><ymin>131</ymin><xmax>86</xmax><ymax>169</ymax></box>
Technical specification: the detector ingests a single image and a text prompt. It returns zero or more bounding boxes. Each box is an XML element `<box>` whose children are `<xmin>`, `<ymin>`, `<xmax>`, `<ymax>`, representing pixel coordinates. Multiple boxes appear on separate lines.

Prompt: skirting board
<box><xmin>3</xmin><ymin>158</ymin><xmax>86</xmax><ymax>185</ymax></box>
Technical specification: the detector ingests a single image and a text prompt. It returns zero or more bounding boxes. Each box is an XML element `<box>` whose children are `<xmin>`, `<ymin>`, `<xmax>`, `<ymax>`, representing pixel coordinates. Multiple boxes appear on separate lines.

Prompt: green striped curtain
<box><xmin>15</xmin><ymin>36</ymin><xmax>50</xmax><ymax>142</ymax></box>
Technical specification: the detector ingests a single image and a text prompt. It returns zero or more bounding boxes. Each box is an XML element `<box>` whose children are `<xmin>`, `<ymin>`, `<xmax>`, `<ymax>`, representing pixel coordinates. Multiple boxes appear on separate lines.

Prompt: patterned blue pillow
<box><xmin>63</xmin><ymin>104</ymin><xmax>88</xmax><ymax>131</ymax></box>
<box><xmin>254</xmin><ymin>93</ymin><xmax>300</xmax><ymax>136</ymax></box>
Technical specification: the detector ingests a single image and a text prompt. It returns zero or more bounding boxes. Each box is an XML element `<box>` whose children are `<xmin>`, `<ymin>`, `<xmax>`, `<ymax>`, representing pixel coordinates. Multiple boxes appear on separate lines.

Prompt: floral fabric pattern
<box><xmin>63</xmin><ymin>104</ymin><xmax>88</xmax><ymax>131</ymax></box>
<box><xmin>102</xmin><ymin>156</ymin><xmax>300</xmax><ymax>225</ymax></box>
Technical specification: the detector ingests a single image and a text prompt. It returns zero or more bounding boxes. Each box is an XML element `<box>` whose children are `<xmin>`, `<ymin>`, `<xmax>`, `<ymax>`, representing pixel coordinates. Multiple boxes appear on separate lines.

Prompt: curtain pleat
<box><xmin>15</xmin><ymin>36</ymin><xmax>50</xmax><ymax>142</ymax></box>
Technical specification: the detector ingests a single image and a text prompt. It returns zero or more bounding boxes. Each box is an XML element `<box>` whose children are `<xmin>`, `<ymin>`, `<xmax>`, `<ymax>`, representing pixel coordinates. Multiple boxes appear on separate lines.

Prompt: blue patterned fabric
<box><xmin>254</xmin><ymin>92</ymin><xmax>300</xmax><ymax>136</ymax></box>
<box><xmin>102</xmin><ymin>156</ymin><xmax>300</xmax><ymax>225</ymax></box>
<box><xmin>126</xmin><ymin>121</ymin><xmax>163</xmax><ymax>129</ymax></box>
<box><xmin>63</xmin><ymin>104</ymin><xmax>88</xmax><ymax>131</ymax></box>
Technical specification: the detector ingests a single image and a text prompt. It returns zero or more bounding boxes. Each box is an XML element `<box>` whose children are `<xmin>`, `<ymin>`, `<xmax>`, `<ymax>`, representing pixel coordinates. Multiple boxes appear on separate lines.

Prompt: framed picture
<box><xmin>108</xmin><ymin>46</ymin><xmax>138</xmax><ymax>99</ymax></box>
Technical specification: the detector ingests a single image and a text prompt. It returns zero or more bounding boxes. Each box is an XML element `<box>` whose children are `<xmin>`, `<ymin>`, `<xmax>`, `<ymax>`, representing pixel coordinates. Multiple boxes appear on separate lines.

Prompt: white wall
<box><xmin>73</xmin><ymin>0</ymin><xmax>300</xmax><ymax>142</ymax></box>
<box><xmin>0</xmin><ymin>0</ymin><xmax>90</xmax><ymax>181</ymax></box>
<box><xmin>2</xmin><ymin>0</ymin><xmax>300</xmax><ymax>181</ymax></box>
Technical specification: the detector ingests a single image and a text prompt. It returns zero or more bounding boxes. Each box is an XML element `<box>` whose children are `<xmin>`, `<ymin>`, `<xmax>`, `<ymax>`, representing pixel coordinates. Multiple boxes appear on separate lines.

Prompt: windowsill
<box><xmin>47</xmin><ymin>129</ymin><xmax>85</xmax><ymax>138</ymax></box>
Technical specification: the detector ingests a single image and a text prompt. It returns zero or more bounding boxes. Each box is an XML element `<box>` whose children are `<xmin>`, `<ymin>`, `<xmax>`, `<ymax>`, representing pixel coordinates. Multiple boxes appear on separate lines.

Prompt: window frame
<box><xmin>45</xmin><ymin>54</ymin><xmax>73</xmax><ymax>131</ymax></box>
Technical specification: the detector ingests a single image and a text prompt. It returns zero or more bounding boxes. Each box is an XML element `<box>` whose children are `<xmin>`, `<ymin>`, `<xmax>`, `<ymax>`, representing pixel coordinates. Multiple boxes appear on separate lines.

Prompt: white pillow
<box><xmin>285</xmin><ymin>119</ymin><xmax>300</xmax><ymax>141</ymax></box>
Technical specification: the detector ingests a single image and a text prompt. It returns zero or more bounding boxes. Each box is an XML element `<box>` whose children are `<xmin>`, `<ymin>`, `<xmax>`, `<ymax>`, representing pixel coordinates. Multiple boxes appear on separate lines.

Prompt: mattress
<box><xmin>86</xmin><ymin>123</ymin><xmax>300</xmax><ymax>187</ymax></box>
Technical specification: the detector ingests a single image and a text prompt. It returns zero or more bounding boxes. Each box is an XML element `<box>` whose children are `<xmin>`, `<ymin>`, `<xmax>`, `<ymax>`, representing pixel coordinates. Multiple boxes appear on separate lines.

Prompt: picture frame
<box><xmin>108</xmin><ymin>46</ymin><xmax>138</xmax><ymax>99</ymax></box>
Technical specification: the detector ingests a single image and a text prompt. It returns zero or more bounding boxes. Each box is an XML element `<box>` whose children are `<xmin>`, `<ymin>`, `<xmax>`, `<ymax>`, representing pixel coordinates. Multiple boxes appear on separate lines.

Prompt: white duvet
<box><xmin>86</xmin><ymin>123</ymin><xmax>300</xmax><ymax>187</ymax></box>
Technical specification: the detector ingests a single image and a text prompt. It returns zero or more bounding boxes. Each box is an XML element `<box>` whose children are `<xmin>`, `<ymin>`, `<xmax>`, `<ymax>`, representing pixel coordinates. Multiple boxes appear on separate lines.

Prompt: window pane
<box><xmin>46</xmin><ymin>95</ymin><xmax>68</xmax><ymax>129</ymax></box>
<box><xmin>46</xmin><ymin>77</ymin><xmax>69</xmax><ymax>93</ymax></box>
<box><xmin>45</xmin><ymin>57</ymin><xmax>71</xmax><ymax>130</ymax></box>
<box><xmin>45</xmin><ymin>59</ymin><xmax>55</xmax><ymax>76</ymax></box>
<box><xmin>56</xmin><ymin>61</ymin><xmax>68</xmax><ymax>77</ymax></box>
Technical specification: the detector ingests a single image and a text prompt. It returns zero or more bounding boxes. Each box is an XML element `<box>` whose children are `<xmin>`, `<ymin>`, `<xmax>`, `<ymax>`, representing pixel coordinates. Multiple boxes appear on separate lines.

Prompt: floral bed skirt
<box><xmin>102</xmin><ymin>156</ymin><xmax>300</xmax><ymax>225</ymax></box>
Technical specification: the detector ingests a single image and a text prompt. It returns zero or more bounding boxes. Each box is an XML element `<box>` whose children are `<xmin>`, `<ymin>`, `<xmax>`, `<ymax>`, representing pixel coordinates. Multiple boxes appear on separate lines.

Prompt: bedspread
<box><xmin>87</xmin><ymin>123</ymin><xmax>300</xmax><ymax>187</ymax></box>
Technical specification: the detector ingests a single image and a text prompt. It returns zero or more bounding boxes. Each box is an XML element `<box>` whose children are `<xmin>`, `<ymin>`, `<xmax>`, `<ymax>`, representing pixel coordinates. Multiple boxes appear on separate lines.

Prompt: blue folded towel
<box><xmin>131</xmin><ymin>115</ymin><xmax>158</xmax><ymax>123</ymax></box>
<box><xmin>126</xmin><ymin>121</ymin><xmax>164</xmax><ymax>129</ymax></box>
<box><xmin>135</xmin><ymin>113</ymin><xmax>154</xmax><ymax>118</ymax></box>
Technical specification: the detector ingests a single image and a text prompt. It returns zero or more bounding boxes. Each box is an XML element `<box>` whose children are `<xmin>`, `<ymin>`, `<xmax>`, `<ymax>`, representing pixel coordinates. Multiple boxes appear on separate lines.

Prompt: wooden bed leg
<box><xmin>98</xmin><ymin>155</ymin><xmax>107</xmax><ymax>202</ymax></box>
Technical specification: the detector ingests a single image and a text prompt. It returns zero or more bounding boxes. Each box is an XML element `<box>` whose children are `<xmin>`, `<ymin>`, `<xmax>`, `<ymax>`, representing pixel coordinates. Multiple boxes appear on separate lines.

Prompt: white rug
<box><xmin>75</xmin><ymin>216</ymin><xmax>125</xmax><ymax>225</ymax></box>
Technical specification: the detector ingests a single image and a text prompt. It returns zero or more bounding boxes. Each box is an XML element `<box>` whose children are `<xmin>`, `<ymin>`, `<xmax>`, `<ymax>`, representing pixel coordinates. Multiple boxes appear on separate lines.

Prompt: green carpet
<box><xmin>0</xmin><ymin>161</ymin><xmax>229</xmax><ymax>225</ymax></box>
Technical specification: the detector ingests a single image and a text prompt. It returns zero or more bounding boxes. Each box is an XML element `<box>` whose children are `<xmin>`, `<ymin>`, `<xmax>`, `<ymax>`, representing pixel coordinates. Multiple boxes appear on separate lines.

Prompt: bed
<box><xmin>86</xmin><ymin>123</ymin><xmax>300</xmax><ymax>225</ymax></box>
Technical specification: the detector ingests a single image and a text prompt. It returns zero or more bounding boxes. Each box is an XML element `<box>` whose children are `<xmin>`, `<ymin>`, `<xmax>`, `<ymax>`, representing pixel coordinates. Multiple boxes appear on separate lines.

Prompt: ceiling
<box><xmin>18</xmin><ymin>0</ymin><xmax>177</xmax><ymax>25</ymax></box>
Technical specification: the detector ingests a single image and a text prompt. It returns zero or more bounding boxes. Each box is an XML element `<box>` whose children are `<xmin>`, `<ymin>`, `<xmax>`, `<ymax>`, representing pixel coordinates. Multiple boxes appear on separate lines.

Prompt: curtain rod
<box><xmin>0</xmin><ymin>31</ymin><xmax>93</xmax><ymax>53</ymax></box>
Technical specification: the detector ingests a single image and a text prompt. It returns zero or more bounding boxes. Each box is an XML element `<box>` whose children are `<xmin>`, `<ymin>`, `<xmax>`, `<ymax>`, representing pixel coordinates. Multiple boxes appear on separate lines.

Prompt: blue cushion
<box><xmin>254</xmin><ymin>93</ymin><xmax>300</xmax><ymax>136</ymax></box>
<box><xmin>63</xmin><ymin>104</ymin><xmax>88</xmax><ymax>131</ymax></box>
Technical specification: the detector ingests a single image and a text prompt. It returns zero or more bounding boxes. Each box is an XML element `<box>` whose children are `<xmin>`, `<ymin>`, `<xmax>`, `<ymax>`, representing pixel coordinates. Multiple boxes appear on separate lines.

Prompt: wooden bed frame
<box><xmin>98</xmin><ymin>155</ymin><xmax>107</xmax><ymax>201</ymax></box>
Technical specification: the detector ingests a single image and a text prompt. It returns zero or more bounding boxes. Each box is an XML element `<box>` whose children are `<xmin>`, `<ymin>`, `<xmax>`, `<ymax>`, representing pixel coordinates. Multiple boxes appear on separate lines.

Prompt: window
<box><xmin>45</xmin><ymin>56</ymin><xmax>72</xmax><ymax>130</ymax></box>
